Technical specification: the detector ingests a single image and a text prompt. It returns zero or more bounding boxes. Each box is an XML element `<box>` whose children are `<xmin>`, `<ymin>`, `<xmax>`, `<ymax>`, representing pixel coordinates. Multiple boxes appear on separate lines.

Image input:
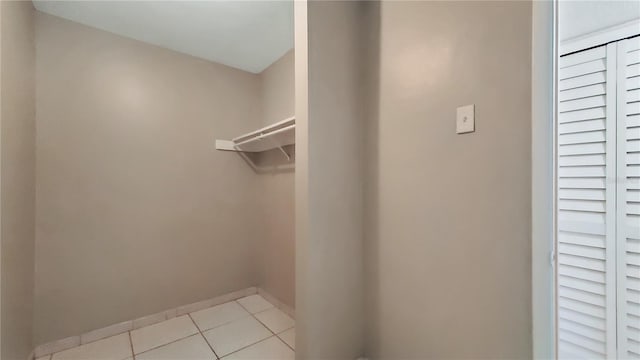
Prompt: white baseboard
<box><xmin>257</xmin><ymin>288</ymin><xmax>295</xmax><ymax>319</ymax></box>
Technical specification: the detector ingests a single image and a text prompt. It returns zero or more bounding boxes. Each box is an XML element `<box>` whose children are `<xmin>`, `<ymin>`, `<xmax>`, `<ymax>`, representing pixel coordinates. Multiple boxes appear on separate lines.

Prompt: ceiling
<box><xmin>33</xmin><ymin>1</ymin><xmax>294</xmax><ymax>74</ymax></box>
<box><xmin>559</xmin><ymin>0</ymin><xmax>640</xmax><ymax>40</ymax></box>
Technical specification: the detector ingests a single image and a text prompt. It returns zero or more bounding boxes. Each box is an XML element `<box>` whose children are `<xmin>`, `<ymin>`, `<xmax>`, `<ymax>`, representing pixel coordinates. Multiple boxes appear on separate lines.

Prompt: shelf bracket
<box><xmin>277</xmin><ymin>146</ymin><xmax>291</xmax><ymax>161</ymax></box>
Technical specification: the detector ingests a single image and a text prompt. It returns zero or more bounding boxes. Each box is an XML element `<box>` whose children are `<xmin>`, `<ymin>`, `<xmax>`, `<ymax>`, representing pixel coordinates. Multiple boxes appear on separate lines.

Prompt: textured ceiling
<box><xmin>33</xmin><ymin>0</ymin><xmax>294</xmax><ymax>73</ymax></box>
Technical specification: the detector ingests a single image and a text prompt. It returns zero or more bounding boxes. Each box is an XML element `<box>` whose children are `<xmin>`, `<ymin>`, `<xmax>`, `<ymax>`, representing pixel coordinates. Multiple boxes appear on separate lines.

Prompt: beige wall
<box><xmin>257</xmin><ymin>50</ymin><xmax>295</xmax><ymax>308</ymax></box>
<box><xmin>1</xmin><ymin>1</ymin><xmax>36</xmax><ymax>359</ymax></box>
<box><xmin>364</xmin><ymin>1</ymin><xmax>532</xmax><ymax>358</ymax></box>
<box><xmin>296</xmin><ymin>1</ymin><xmax>365</xmax><ymax>358</ymax></box>
<box><xmin>34</xmin><ymin>13</ymin><xmax>263</xmax><ymax>345</ymax></box>
<box><xmin>262</xmin><ymin>50</ymin><xmax>295</xmax><ymax>127</ymax></box>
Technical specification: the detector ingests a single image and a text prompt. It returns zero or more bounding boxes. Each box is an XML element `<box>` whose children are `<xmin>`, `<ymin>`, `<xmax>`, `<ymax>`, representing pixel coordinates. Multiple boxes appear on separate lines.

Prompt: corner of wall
<box><xmin>0</xmin><ymin>0</ymin><xmax>37</xmax><ymax>359</ymax></box>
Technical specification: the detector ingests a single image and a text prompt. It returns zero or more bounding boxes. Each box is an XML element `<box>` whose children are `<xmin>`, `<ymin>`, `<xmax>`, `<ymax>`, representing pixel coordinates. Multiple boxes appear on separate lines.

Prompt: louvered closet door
<box><xmin>617</xmin><ymin>35</ymin><xmax>640</xmax><ymax>359</ymax></box>
<box><xmin>557</xmin><ymin>43</ymin><xmax>618</xmax><ymax>359</ymax></box>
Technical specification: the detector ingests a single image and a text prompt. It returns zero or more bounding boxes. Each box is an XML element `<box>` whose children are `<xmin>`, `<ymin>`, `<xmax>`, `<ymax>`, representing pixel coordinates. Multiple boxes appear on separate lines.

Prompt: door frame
<box><xmin>531</xmin><ymin>1</ymin><xmax>557</xmax><ymax>358</ymax></box>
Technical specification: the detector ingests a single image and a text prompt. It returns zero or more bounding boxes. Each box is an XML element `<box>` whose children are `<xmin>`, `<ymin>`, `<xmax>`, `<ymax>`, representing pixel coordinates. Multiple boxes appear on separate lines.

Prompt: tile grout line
<box><xmin>240</xmin><ymin>300</ymin><xmax>295</xmax><ymax>352</ymax></box>
<box><xmin>130</xmin><ymin>311</ymin><xmax>250</xmax><ymax>358</ymax></box>
<box><xmin>187</xmin><ymin>312</ymin><xmax>220</xmax><ymax>359</ymax></box>
<box><xmin>251</xmin><ymin>304</ymin><xmax>295</xmax><ymax>336</ymax></box>
<box><xmin>236</xmin><ymin>300</ymin><xmax>279</xmax><ymax>338</ymax></box>
<box><xmin>128</xmin><ymin>331</ymin><xmax>135</xmax><ymax>360</ymax></box>
<box><xmin>132</xmin><ymin>332</ymin><xmax>200</xmax><ymax>358</ymax></box>
<box><xmin>199</xmin><ymin>300</ymin><xmax>273</xmax><ymax>359</ymax></box>
<box><xmin>276</xmin><ymin>329</ymin><xmax>295</xmax><ymax>352</ymax></box>
<box><xmin>204</xmin><ymin>299</ymin><xmax>293</xmax><ymax>359</ymax></box>
<box><xmin>134</xmin><ymin>309</ymin><xmax>256</xmax><ymax>358</ymax></box>
<box><xmin>218</xmin><ymin>335</ymin><xmax>281</xmax><ymax>359</ymax></box>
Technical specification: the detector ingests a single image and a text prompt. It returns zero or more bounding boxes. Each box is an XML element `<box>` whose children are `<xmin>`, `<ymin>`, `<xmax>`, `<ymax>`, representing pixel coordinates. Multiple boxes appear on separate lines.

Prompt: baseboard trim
<box><xmin>257</xmin><ymin>288</ymin><xmax>295</xmax><ymax>319</ymax></box>
<box><xmin>32</xmin><ymin>286</ymin><xmax>259</xmax><ymax>358</ymax></box>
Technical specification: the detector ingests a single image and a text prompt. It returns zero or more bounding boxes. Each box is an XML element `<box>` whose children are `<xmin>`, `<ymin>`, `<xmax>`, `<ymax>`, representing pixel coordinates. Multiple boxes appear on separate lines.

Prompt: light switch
<box><xmin>456</xmin><ymin>104</ymin><xmax>475</xmax><ymax>134</ymax></box>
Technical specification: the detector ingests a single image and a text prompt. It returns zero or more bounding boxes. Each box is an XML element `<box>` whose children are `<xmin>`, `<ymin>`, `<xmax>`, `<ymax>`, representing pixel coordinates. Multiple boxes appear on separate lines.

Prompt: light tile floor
<box><xmin>40</xmin><ymin>295</ymin><xmax>294</xmax><ymax>360</ymax></box>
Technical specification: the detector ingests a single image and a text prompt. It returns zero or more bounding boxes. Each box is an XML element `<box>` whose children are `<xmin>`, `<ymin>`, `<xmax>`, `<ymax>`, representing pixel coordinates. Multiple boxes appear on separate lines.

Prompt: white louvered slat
<box><xmin>559</xmin><ymin>95</ymin><xmax>606</xmax><ymax>113</ymax></box>
<box><xmin>559</xmin><ymin>329</ymin><xmax>607</xmax><ymax>355</ymax></box>
<box><xmin>629</xmin><ymin>63</ymin><xmax>640</xmax><ymax>78</ymax></box>
<box><xmin>630</xmin><ymin>37</ymin><xmax>640</xmax><ymax>52</ymax></box>
<box><xmin>560</xmin><ymin>286</ymin><xmax>607</xmax><ymax>307</ymax></box>
<box><xmin>558</xmin><ymin>232</ymin><xmax>605</xmax><ymax>248</ymax></box>
<box><xmin>629</xmin><ymin>277</ymin><xmax>640</xmax><ymax>292</ymax></box>
<box><xmin>629</xmin><ymin>114</ymin><xmax>640</xmax><ymax>127</ymax></box>
<box><xmin>626</xmin><ymin>251</ymin><xmax>640</xmax><ymax>268</ymax></box>
<box><xmin>560</xmin><ymin>71</ymin><xmax>607</xmax><ymax>92</ymax></box>
<box><xmin>630</xmin><ymin>102</ymin><xmax>640</xmax><ymax>116</ymax></box>
<box><xmin>559</xmin><ymin>154</ymin><xmax>606</xmax><ymax>167</ymax></box>
<box><xmin>559</xmin><ymin>264</ymin><xmax>607</xmax><ymax>284</ymax></box>
<box><xmin>560</xmin><ymin>58</ymin><xmax>606</xmax><ymax>80</ymax></box>
<box><xmin>559</xmin><ymin>166</ymin><xmax>606</xmax><ymax>178</ymax></box>
<box><xmin>558</xmin><ymin>199</ymin><xmax>606</xmax><ymax>213</ymax></box>
<box><xmin>628</xmin><ymin>299</ymin><xmax>640</xmax><ymax>317</ymax></box>
<box><xmin>559</xmin><ymin>188</ymin><xmax>606</xmax><ymax>201</ymax></box>
<box><xmin>559</xmin><ymin>142</ymin><xmax>606</xmax><ymax>156</ymax></box>
<box><xmin>558</xmin><ymin>177</ymin><xmax>606</xmax><ymax>189</ymax></box>
<box><xmin>558</xmin><ymin>275</ymin><xmax>606</xmax><ymax>295</ymax></box>
<box><xmin>618</xmin><ymin>36</ymin><xmax>640</xmax><ymax>360</ymax></box>
<box><xmin>558</xmin><ymin>242</ymin><xmax>606</xmax><ymax>259</ymax></box>
<box><xmin>558</xmin><ymin>43</ymin><xmax>616</xmax><ymax>359</ymax></box>
<box><xmin>559</xmin><ymin>306</ymin><xmax>607</xmax><ymax>330</ymax></box>
<box><xmin>559</xmin><ymin>83</ymin><xmax>607</xmax><ymax>102</ymax></box>
<box><xmin>630</xmin><ymin>50</ymin><xmax>640</xmax><ymax>66</ymax></box>
<box><xmin>560</xmin><ymin>319</ymin><xmax>607</xmax><ymax>342</ymax></box>
<box><xmin>559</xmin><ymin>118</ymin><xmax>606</xmax><ymax>134</ymax></box>
<box><xmin>560</xmin><ymin>46</ymin><xmax>606</xmax><ymax>68</ymax></box>
<box><xmin>559</xmin><ymin>296</ymin><xmax>607</xmax><ymax>319</ymax></box>
<box><xmin>559</xmin><ymin>130</ymin><xmax>606</xmax><ymax>145</ymax></box>
<box><xmin>559</xmin><ymin>107</ymin><xmax>606</xmax><ymax>123</ymax></box>
<box><xmin>629</xmin><ymin>76</ymin><xmax>640</xmax><ymax>91</ymax></box>
<box><xmin>559</xmin><ymin>340</ymin><xmax>605</xmax><ymax>359</ymax></box>
<box><xmin>559</xmin><ymin>254</ymin><xmax>606</xmax><ymax>274</ymax></box>
<box><xmin>559</xmin><ymin>213</ymin><xmax>606</xmax><ymax>228</ymax></box>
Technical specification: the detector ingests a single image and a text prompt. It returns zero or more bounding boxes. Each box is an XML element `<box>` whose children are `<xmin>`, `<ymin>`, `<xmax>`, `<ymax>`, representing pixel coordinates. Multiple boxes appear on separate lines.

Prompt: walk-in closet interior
<box><xmin>3</xmin><ymin>1</ymin><xmax>296</xmax><ymax>359</ymax></box>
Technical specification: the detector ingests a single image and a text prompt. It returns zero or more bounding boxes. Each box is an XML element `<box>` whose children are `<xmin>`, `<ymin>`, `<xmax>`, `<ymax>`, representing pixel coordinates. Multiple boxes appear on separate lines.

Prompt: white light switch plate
<box><xmin>456</xmin><ymin>104</ymin><xmax>475</xmax><ymax>134</ymax></box>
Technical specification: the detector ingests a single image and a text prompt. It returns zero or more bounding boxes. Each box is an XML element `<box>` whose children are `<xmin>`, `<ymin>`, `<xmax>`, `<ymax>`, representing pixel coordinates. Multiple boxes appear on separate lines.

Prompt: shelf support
<box><xmin>215</xmin><ymin>140</ymin><xmax>236</xmax><ymax>151</ymax></box>
<box><xmin>277</xmin><ymin>146</ymin><xmax>291</xmax><ymax>161</ymax></box>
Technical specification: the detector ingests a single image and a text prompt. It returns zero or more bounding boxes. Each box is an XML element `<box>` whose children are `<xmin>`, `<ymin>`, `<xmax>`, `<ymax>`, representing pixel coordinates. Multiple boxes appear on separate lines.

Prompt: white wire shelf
<box><xmin>215</xmin><ymin>116</ymin><xmax>295</xmax><ymax>158</ymax></box>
